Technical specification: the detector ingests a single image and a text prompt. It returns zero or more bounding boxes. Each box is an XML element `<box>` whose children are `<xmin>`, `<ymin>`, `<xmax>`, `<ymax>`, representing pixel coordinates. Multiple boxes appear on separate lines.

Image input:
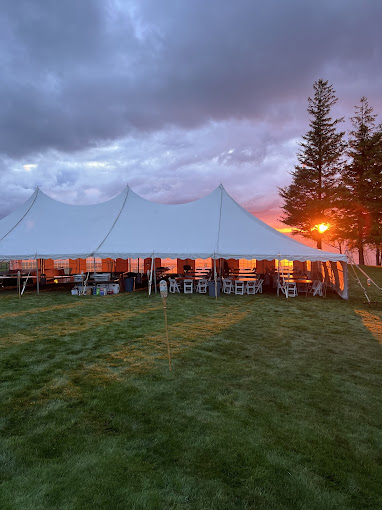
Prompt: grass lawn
<box><xmin>0</xmin><ymin>268</ymin><xmax>381</xmax><ymax>509</ymax></box>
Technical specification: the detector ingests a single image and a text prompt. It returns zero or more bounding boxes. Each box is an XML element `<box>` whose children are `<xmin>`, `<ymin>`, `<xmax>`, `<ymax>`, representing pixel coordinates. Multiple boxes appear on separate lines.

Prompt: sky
<box><xmin>1</xmin><ymin>0</ymin><xmax>382</xmax><ymax>232</ymax></box>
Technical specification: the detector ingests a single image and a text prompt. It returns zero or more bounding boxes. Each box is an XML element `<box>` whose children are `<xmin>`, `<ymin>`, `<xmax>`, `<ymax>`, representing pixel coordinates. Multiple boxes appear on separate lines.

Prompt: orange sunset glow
<box><xmin>317</xmin><ymin>223</ymin><xmax>329</xmax><ymax>234</ymax></box>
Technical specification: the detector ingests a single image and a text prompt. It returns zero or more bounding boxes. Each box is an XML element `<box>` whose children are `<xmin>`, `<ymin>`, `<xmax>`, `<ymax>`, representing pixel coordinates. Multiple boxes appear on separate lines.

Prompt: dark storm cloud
<box><xmin>1</xmin><ymin>0</ymin><xmax>382</xmax><ymax>158</ymax></box>
<box><xmin>1</xmin><ymin>0</ymin><xmax>382</xmax><ymax>239</ymax></box>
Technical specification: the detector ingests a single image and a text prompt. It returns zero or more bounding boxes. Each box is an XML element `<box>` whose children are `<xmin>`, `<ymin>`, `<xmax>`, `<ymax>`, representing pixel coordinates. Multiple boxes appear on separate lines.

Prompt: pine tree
<box><xmin>338</xmin><ymin>97</ymin><xmax>381</xmax><ymax>265</ymax></box>
<box><xmin>366</xmin><ymin>126</ymin><xmax>382</xmax><ymax>265</ymax></box>
<box><xmin>279</xmin><ymin>79</ymin><xmax>345</xmax><ymax>249</ymax></box>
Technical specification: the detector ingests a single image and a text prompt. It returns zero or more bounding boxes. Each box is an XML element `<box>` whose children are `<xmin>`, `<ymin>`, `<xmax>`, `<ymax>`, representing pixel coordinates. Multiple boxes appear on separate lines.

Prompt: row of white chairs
<box><xmin>168</xmin><ymin>278</ymin><xmax>208</xmax><ymax>294</ymax></box>
<box><xmin>277</xmin><ymin>280</ymin><xmax>324</xmax><ymax>298</ymax></box>
<box><xmin>168</xmin><ymin>277</ymin><xmax>264</xmax><ymax>296</ymax></box>
<box><xmin>168</xmin><ymin>277</ymin><xmax>324</xmax><ymax>298</ymax></box>
<box><xmin>223</xmin><ymin>279</ymin><xmax>263</xmax><ymax>295</ymax></box>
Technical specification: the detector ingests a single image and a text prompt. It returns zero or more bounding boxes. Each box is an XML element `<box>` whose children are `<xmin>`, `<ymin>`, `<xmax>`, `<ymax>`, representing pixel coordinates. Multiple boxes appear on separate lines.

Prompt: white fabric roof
<box><xmin>0</xmin><ymin>185</ymin><xmax>347</xmax><ymax>263</ymax></box>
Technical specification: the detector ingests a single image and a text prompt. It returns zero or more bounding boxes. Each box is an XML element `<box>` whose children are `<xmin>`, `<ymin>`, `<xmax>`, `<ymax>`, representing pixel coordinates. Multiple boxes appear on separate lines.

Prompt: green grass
<box><xmin>0</xmin><ymin>267</ymin><xmax>381</xmax><ymax>509</ymax></box>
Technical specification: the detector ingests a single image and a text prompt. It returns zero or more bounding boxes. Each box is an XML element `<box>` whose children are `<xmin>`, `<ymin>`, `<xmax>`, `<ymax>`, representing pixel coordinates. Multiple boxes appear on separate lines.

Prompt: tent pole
<box><xmin>36</xmin><ymin>259</ymin><xmax>40</xmax><ymax>295</ymax></box>
<box><xmin>214</xmin><ymin>257</ymin><xmax>218</xmax><ymax>300</ymax></box>
<box><xmin>343</xmin><ymin>261</ymin><xmax>349</xmax><ymax>300</ymax></box>
<box><xmin>17</xmin><ymin>270</ymin><xmax>21</xmax><ymax>299</ymax></box>
<box><xmin>279</xmin><ymin>255</ymin><xmax>287</xmax><ymax>299</ymax></box>
<box><xmin>148</xmin><ymin>255</ymin><xmax>154</xmax><ymax>297</ymax></box>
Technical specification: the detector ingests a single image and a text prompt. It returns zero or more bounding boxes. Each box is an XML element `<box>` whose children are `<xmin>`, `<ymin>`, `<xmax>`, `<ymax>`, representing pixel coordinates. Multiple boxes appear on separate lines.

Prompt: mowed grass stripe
<box><xmin>1</xmin><ymin>302</ymin><xmax>251</xmax><ymax>405</ymax></box>
<box><xmin>146</xmin><ymin>305</ymin><xmax>251</xmax><ymax>354</ymax></box>
<box><xmin>7</xmin><ymin>305</ymin><xmax>249</xmax><ymax>408</ymax></box>
<box><xmin>0</xmin><ymin>299</ymin><xmax>245</xmax><ymax>352</ymax></box>
<box><xmin>0</xmin><ymin>291</ymin><xmax>130</xmax><ymax>319</ymax></box>
<box><xmin>96</xmin><ymin>305</ymin><xmax>251</xmax><ymax>373</ymax></box>
<box><xmin>355</xmin><ymin>309</ymin><xmax>382</xmax><ymax>343</ymax></box>
<box><xmin>0</xmin><ymin>302</ymin><xmax>84</xmax><ymax>319</ymax></box>
<box><xmin>0</xmin><ymin>304</ymin><xmax>162</xmax><ymax>347</ymax></box>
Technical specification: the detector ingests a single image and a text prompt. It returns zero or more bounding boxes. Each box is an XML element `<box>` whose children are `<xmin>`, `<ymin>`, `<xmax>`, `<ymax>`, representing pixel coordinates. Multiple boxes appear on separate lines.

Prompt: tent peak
<box><xmin>32</xmin><ymin>186</ymin><xmax>42</xmax><ymax>198</ymax></box>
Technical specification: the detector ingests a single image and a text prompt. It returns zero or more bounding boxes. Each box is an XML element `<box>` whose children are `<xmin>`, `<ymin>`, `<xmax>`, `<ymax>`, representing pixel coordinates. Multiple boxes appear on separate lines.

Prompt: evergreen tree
<box><xmin>279</xmin><ymin>79</ymin><xmax>346</xmax><ymax>249</ymax></box>
<box><xmin>338</xmin><ymin>97</ymin><xmax>381</xmax><ymax>265</ymax></box>
<box><xmin>366</xmin><ymin>126</ymin><xmax>382</xmax><ymax>265</ymax></box>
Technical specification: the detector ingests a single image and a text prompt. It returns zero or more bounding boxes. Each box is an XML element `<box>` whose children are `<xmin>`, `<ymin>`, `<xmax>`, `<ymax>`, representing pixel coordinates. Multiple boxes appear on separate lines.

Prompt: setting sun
<box><xmin>317</xmin><ymin>223</ymin><xmax>329</xmax><ymax>234</ymax></box>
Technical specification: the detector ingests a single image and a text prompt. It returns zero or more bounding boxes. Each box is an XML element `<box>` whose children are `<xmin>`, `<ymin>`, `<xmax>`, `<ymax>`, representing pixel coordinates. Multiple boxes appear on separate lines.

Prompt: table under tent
<box><xmin>0</xmin><ymin>185</ymin><xmax>348</xmax><ymax>299</ymax></box>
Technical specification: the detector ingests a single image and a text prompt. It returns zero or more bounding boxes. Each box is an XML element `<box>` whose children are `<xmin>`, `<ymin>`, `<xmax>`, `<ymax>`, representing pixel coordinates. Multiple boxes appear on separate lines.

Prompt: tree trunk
<box><xmin>358</xmin><ymin>244</ymin><xmax>365</xmax><ymax>265</ymax></box>
<box><xmin>377</xmin><ymin>247</ymin><xmax>381</xmax><ymax>266</ymax></box>
<box><xmin>317</xmin><ymin>239</ymin><xmax>322</xmax><ymax>250</ymax></box>
<box><xmin>357</xmin><ymin>212</ymin><xmax>365</xmax><ymax>265</ymax></box>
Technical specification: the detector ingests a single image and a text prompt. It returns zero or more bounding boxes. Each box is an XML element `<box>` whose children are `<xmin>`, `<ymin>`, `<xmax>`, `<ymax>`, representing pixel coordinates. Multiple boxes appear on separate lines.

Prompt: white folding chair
<box><xmin>297</xmin><ymin>281</ymin><xmax>309</xmax><ymax>296</ymax></box>
<box><xmin>196</xmin><ymin>279</ymin><xmax>207</xmax><ymax>293</ymax></box>
<box><xmin>183</xmin><ymin>279</ymin><xmax>193</xmax><ymax>294</ymax></box>
<box><xmin>234</xmin><ymin>281</ymin><xmax>245</xmax><ymax>295</ymax></box>
<box><xmin>223</xmin><ymin>279</ymin><xmax>233</xmax><ymax>294</ymax></box>
<box><xmin>169</xmin><ymin>278</ymin><xmax>180</xmax><ymax>293</ymax></box>
<box><xmin>246</xmin><ymin>281</ymin><xmax>256</xmax><ymax>295</ymax></box>
<box><xmin>277</xmin><ymin>279</ymin><xmax>286</xmax><ymax>295</ymax></box>
<box><xmin>309</xmin><ymin>280</ymin><xmax>323</xmax><ymax>296</ymax></box>
<box><xmin>285</xmin><ymin>281</ymin><xmax>298</xmax><ymax>297</ymax></box>
<box><xmin>254</xmin><ymin>279</ymin><xmax>264</xmax><ymax>294</ymax></box>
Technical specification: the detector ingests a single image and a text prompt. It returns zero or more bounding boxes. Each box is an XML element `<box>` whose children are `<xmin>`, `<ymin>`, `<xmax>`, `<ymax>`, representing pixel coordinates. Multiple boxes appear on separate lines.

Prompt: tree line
<box><xmin>279</xmin><ymin>79</ymin><xmax>382</xmax><ymax>265</ymax></box>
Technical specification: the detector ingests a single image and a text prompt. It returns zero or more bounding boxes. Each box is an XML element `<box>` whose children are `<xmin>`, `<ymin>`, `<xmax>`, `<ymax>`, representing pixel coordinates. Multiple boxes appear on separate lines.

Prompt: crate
<box><xmin>93</xmin><ymin>273</ymin><xmax>111</xmax><ymax>282</ymax></box>
<box><xmin>73</xmin><ymin>274</ymin><xmax>85</xmax><ymax>283</ymax></box>
<box><xmin>108</xmin><ymin>283</ymin><xmax>120</xmax><ymax>294</ymax></box>
<box><xmin>73</xmin><ymin>285</ymin><xmax>94</xmax><ymax>295</ymax></box>
<box><xmin>95</xmin><ymin>283</ymin><xmax>120</xmax><ymax>294</ymax></box>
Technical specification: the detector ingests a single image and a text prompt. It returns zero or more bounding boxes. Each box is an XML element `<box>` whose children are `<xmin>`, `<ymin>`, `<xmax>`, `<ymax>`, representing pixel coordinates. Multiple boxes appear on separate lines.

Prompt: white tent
<box><xmin>0</xmin><ymin>185</ymin><xmax>348</xmax><ymax>297</ymax></box>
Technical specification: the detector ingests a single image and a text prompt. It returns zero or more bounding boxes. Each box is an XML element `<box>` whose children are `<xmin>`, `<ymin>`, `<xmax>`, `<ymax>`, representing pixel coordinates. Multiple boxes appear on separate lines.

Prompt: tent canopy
<box><xmin>0</xmin><ymin>184</ymin><xmax>347</xmax><ymax>263</ymax></box>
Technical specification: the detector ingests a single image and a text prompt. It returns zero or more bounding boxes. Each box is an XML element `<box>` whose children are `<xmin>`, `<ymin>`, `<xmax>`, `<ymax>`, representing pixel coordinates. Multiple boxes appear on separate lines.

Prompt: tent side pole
<box><xmin>214</xmin><ymin>257</ymin><xmax>218</xmax><ymax>300</ymax></box>
<box><xmin>280</xmin><ymin>256</ymin><xmax>287</xmax><ymax>299</ymax></box>
<box><xmin>343</xmin><ymin>261</ymin><xmax>349</xmax><ymax>300</ymax></box>
<box><xmin>36</xmin><ymin>259</ymin><xmax>40</xmax><ymax>295</ymax></box>
<box><xmin>17</xmin><ymin>270</ymin><xmax>21</xmax><ymax>299</ymax></box>
<box><xmin>148</xmin><ymin>255</ymin><xmax>154</xmax><ymax>297</ymax></box>
<box><xmin>154</xmin><ymin>261</ymin><xmax>157</xmax><ymax>294</ymax></box>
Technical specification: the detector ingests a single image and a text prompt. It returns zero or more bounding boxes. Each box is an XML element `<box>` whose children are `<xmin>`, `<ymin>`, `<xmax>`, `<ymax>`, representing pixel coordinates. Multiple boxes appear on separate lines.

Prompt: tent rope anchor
<box><xmin>346</xmin><ymin>251</ymin><xmax>381</xmax><ymax>305</ymax></box>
